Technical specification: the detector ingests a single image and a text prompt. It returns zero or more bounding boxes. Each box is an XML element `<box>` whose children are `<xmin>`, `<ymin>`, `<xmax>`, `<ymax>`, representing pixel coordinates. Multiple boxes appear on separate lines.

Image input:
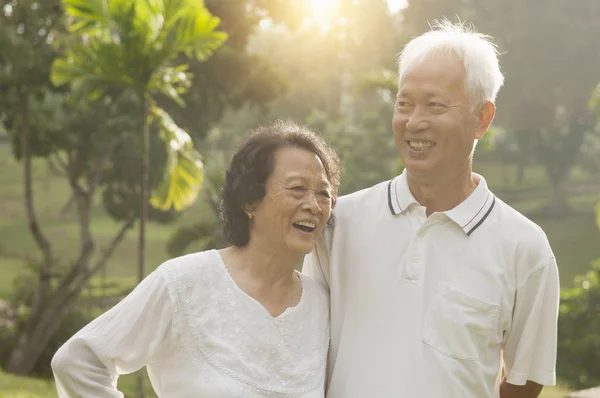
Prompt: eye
<box><xmin>289</xmin><ymin>186</ymin><xmax>306</xmax><ymax>194</ymax></box>
<box><xmin>318</xmin><ymin>190</ymin><xmax>331</xmax><ymax>199</ymax></box>
<box><xmin>428</xmin><ymin>101</ymin><xmax>445</xmax><ymax>108</ymax></box>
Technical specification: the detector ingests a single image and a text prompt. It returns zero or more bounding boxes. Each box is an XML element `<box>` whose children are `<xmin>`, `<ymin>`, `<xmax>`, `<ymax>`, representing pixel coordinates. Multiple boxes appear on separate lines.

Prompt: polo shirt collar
<box><xmin>387</xmin><ymin>170</ymin><xmax>419</xmax><ymax>215</ymax></box>
<box><xmin>387</xmin><ymin>171</ymin><xmax>496</xmax><ymax>236</ymax></box>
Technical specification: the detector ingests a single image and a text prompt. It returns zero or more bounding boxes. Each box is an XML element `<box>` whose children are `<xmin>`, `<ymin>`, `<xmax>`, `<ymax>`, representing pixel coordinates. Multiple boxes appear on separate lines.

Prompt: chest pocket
<box><xmin>422</xmin><ymin>282</ymin><xmax>500</xmax><ymax>361</ymax></box>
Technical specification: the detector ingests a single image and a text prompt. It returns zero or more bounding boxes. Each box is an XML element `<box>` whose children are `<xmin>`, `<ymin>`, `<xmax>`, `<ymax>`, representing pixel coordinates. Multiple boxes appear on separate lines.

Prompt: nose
<box><xmin>303</xmin><ymin>191</ymin><xmax>322</xmax><ymax>215</ymax></box>
<box><xmin>405</xmin><ymin>106</ymin><xmax>429</xmax><ymax>133</ymax></box>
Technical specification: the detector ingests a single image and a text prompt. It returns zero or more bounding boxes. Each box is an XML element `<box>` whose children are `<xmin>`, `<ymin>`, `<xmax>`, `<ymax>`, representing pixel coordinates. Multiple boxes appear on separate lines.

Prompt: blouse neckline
<box><xmin>211</xmin><ymin>249</ymin><xmax>305</xmax><ymax>320</ymax></box>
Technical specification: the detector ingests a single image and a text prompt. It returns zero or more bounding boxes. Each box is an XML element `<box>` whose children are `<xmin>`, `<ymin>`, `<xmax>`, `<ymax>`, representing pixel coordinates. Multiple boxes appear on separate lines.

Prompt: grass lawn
<box><xmin>0</xmin><ymin>369</ymin><xmax>574</xmax><ymax>397</ymax></box>
<box><xmin>0</xmin><ymin>370</ymin><xmax>157</xmax><ymax>398</ymax></box>
<box><xmin>541</xmin><ymin>384</ymin><xmax>575</xmax><ymax>398</ymax></box>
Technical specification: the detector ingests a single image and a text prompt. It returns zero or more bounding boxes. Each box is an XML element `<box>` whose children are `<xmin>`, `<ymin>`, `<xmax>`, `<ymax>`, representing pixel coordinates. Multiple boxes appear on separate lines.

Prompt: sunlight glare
<box><xmin>308</xmin><ymin>0</ymin><xmax>337</xmax><ymax>20</ymax></box>
<box><xmin>305</xmin><ymin>0</ymin><xmax>338</xmax><ymax>33</ymax></box>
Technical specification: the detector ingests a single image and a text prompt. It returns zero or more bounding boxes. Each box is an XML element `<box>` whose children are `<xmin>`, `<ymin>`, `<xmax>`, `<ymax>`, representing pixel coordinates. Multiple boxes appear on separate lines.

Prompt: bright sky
<box><xmin>305</xmin><ymin>0</ymin><xmax>407</xmax><ymax>18</ymax></box>
<box><xmin>301</xmin><ymin>0</ymin><xmax>407</xmax><ymax>33</ymax></box>
<box><xmin>259</xmin><ymin>0</ymin><xmax>407</xmax><ymax>31</ymax></box>
<box><xmin>387</xmin><ymin>0</ymin><xmax>408</xmax><ymax>12</ymax></box>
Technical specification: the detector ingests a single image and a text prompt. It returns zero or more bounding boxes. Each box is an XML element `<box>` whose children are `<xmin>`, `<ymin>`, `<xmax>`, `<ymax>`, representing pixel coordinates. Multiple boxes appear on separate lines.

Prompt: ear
<box><xmin>243</xmin><ymin>203</ymin><xmax>255</xmax><ymax>215</ymax></box>
<box><xmin>474</xmin><ymin>101</ymin><xmax>496</xmax><ymax>140</ymax></box>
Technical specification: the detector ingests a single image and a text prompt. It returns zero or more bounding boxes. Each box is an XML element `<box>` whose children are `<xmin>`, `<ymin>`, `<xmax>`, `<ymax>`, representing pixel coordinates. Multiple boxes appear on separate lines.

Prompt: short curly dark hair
<box><xmin>220</xmin><ymin>120</ymin><xmax>341</xmax><ymax>247</ymax></box>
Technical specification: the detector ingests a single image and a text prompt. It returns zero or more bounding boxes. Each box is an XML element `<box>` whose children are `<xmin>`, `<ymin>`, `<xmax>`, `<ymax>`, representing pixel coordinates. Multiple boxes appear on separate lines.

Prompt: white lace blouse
<box><xmin>51</xmin><ymin>250</ymin><xmax>330</xmax><ymax>397</ymax></box>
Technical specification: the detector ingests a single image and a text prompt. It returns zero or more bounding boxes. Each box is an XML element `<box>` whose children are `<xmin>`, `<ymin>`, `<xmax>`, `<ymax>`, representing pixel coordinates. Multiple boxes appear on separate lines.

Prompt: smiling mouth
<box><xmin>293</xmin><ymin>221</ymin><xmax>316</xmax><ymax>233</ymax></box>
<box><xmin>407</xmin><ymin>140</ymin><xmax>435</xmax><ymax>151</ymax></box>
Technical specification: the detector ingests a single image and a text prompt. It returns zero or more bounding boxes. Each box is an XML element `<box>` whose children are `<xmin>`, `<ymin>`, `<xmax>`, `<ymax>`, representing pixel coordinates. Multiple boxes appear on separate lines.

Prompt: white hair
<box><xmin>397</xmin><ymin>19</ymin><xmax>505</xmax><ymax>110</ymax></box>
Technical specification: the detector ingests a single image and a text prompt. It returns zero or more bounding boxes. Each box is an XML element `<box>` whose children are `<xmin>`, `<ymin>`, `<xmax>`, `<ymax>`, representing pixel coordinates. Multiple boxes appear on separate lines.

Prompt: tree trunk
<box><xmin>4</xmin><ymin>86</ymin><xmax>55</xmax><ymax>375</ymax></box>
<box><xmin>516</xmin><ymin>161</ymin><xmax>526</xmax><ymax>185</ymax></box>
<box><xmin>137</xmin><ymin>99</ymin><xmax>150</xmax><ymax>398</ymax></box>
<box><xmin>5</xmin><ymin>125</ymin><xmax>131</xmax><ymax>374</ymax></box>
<box><xmin>5</xmin><ymin>289</ymin><xmax>78</xmax><ymax>374</ymax></box>
<box><xmin>138</xmin><ymin>99</ymin><xmax>149</xmax><ymax>301</ymax></box>
<box><xmin>544</xmin><ymin>177</ymin><xmax>571</xmax><ymax>217</ymax></box>
<box><xmin>18</xmin><ymin>86</ymin><xmax>53</xmax><ymax>298</ymax></box>
<box><xmin>4</xmin><ymin>216</ymin><xmax>133</xmax><ymax>375</ymax></box>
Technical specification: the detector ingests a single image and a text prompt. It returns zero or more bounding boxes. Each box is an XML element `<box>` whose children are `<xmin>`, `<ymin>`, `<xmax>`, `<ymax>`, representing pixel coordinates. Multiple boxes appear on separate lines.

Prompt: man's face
<box><xmin>392</xmin><ymin>54</ymin><xmax>486</xmax><ymax>179</ymax></box>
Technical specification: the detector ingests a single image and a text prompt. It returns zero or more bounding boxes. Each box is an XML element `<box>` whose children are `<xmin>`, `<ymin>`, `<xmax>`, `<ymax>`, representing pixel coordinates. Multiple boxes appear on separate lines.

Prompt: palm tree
<box><xmin>51</xmin><ymin>2</ymin><xmax>225</xmax><ymax>393</ymax></box>
<box><xmin>51</xmin><ymin>0</ymin><xmax>225</xmax><ymax>296</ymax></box>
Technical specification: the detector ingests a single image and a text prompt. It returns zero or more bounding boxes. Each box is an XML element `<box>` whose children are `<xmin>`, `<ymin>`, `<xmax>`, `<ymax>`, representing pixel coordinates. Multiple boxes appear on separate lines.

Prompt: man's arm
<box><xmin>499</xmin><ymin>378</ymin><xmax>543</xmax><ymax>398</ymax></box>
<box><xmin>502</xmin><ymin>252</ymin><xmax>560</xmax><ymax>393</ymax></box>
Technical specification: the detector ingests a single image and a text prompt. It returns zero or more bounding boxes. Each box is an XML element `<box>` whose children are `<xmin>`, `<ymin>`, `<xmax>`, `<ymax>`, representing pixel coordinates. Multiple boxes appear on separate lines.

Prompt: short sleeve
<box><xmin>502</xmin><ymin>256</ymin><xmax>560</xmax><ymax>386</ymax></box>
<box><xmin>51</xmin><ymin>269</ymin><xmax>172</xmax><ymax>397</ymax></box>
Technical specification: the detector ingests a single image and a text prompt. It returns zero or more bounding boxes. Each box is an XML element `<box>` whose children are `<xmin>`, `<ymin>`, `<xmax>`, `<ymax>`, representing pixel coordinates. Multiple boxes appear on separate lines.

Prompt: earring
<box><xmin>247</xmin><ymin>212</ymin><xmax>253</xmax><ymax>219</ymax></box>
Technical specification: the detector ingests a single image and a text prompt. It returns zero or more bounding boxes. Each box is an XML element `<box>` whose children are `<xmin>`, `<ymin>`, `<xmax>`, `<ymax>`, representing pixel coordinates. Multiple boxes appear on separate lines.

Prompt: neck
<box><xmin>406</xmin><ymin>164</ymin><xmax>477</xmax><ymax>216</ymax></box>
<box><xmin>222</xmin><ymin>240</ymin><xmax>298</xmax><ymax>289</ymax></box>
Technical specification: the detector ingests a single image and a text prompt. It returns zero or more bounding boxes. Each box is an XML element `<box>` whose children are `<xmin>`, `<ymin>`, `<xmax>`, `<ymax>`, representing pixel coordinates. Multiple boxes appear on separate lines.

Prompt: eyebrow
<box><xmin>398</xmin><ymin>90</ymin><xmax>446</xmax><ymax>99</ymax></box>
<box><xmin>284</xmin><ymin>175</ymin><xmax>331</xmax><ymax>189</ymax></box>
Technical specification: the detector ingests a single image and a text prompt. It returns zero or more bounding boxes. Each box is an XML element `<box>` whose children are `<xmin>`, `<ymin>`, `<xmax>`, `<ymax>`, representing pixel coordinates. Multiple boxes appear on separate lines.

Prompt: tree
<box><xmin>0</xmin><ymin>1</ymin><xmax>62</xmax><ymax>317</ymax></box>
<box><xmin>400</xmin><ymin>1</ymin><xmax>600</xmax><ymax>215</ymax></box>
<box><xmin>0</xmin><ymin>0</ymin><xmax>88</xmax><ymax>374</ymax></box>
<box><xmin>51</xmin><ymin>0</ymin><xmax>226</xmax><ymax>323</ymax></box>
<box><xmin>482</xmin><ymin>1</ymin><xmax>600</xmax><ymax>216</ymax></box>
<box><xmin>0</xmin><ymin>89</ymin><xmax>144</xmax><ymax>374</ymax></box>
<box><xmin>557</xmin><ymin>260</ymin><xmax>600</xmax><ymax>389</ymax></box>
<box><xmin>162</xmin><ymin>0</ymin><xmax>291</xmax><ymax>140</ymax></box>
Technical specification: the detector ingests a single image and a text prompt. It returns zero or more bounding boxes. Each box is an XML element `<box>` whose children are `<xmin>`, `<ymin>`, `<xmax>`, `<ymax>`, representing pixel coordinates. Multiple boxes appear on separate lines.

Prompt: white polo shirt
<box><xmin>302</xmin><ymin>171</ymin><xmax>559</xmax><ymax>398</ymax></box>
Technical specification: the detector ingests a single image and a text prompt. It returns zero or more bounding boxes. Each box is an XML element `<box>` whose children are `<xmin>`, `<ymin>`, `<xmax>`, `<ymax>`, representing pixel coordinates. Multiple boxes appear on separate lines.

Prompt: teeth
<box><xmin>295</xmin><ymin>221</ymin><xmax>316</xmax><ymax>229</ymax></box>
<box><xmin>408</xmin><ymin>140</ymin><xmax>434</xmax><ymax>151</ymax></box>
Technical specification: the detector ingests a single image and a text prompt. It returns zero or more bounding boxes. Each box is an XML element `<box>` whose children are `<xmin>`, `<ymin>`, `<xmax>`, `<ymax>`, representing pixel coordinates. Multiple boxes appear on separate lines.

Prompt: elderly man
<box><xmin>303</xmin><ymin>20</ymin><xmax>559</xmax><ymax>398</ymax></box>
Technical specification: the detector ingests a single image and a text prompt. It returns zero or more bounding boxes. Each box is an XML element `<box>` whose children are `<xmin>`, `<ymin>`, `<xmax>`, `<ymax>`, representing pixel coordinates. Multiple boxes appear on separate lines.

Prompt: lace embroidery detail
<box><xmin>160</xmin><ymin>251</ymin><xmax>329</xmax><ymax>395</ymax></box>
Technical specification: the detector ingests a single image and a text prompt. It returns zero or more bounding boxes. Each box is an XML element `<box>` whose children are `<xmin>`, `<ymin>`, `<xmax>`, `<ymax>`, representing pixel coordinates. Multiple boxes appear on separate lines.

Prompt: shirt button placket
<box><xmin>406</xmin><ymin>228</ymin><xmax>425</xmax><ymax>281</ymax></box>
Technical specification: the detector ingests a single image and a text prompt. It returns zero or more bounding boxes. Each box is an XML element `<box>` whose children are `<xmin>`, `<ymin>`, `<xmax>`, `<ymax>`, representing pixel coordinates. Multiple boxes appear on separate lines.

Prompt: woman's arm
<box><xmin>51</xmin><ymin>269</ymin><xmax>172</xmax><ymax>397</ymax></box>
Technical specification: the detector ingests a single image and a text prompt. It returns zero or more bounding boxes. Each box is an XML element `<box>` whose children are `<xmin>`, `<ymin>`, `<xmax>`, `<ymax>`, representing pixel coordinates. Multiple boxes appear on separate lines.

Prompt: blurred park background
<box><xmin>0</xmin><ymin>0</ymin><xmax>599</xmax><ymax>397</ymax></box>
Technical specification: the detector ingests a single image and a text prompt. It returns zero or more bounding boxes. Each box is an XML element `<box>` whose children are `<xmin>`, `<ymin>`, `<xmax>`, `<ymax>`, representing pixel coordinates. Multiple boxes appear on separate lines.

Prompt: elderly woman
<box><xmin>51</xmin><ymin>120</ymin><xmax>340</xmax><ymax>397</ymax></box>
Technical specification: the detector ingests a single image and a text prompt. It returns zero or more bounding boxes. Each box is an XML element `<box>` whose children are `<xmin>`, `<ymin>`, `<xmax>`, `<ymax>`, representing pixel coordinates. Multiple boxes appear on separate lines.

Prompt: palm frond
<box><xmin>150</xmin><ymin>106</ymin><xmax>204</xmax><ymax>211</ymax></box>
<box><xmin>148</xmin><ymin>64</ymin><xmax>192</xmax><ymax>106</ymax></box>
<box><xmin>62</xmin><ymin>0</ymin><xmax>106</xmax><ymax>30</ymax></box>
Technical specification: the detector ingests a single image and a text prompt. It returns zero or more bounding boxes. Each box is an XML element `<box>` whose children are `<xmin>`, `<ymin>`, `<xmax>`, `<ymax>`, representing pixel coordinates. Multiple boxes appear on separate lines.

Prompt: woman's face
<box><xmin>249</xmin><ymin>146</ymin><xmax>333</xmax><ymax>257</ymax></box>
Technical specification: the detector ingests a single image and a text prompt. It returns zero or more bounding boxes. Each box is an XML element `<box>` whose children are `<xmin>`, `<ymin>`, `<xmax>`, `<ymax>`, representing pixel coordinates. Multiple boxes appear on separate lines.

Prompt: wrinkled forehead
<box><xmin>397</xmin><ymin>52</ymin><xmax>468</xmax><ymax>100</ymax></box>
<box><xmin>270</xmin><ymin>147</ymin><xmax>330</xmax><ymax>185</ymax></box>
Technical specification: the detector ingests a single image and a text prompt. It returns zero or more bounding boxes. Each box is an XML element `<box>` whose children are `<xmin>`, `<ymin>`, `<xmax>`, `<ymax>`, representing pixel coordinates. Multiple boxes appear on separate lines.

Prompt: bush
<box><xmin>557</xmin><ymin>260</ymin><xmax>600</xmax><ymax>389</ymax></box>
<box><xmin>0</xmin><ymin>273</ymin><xmax>101</xmax><ymax>378</ymax></box>
<box><xmin>0</xmin><ymin>325</ymin><xmax>16</xmax><ymax>369</ymax></box>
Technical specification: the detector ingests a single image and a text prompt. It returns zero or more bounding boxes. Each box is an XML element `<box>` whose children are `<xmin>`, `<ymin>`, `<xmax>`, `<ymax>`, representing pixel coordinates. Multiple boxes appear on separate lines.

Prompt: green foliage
<box><xmin>0</xmin><ymin>0</ymin><xmax>63</xmax><ymax>148</ymax></box>
<box><xmin>150</xmin><ymin>106</ymin><xmax>204</xmax><ymax>211</ymax></box>
<box><xmin>165</xmin><ymin>149</ymin><xmax>227</xmax><ymax>256</ymax></box>
<box><xmin>161</xmin><ymin>2</ymin><xmax>290</xmax><ymax>141</ymax></box>
<box><xmin>52</xmin><ymin>0</ymin><xmax>227</xmax><ymax>95</ymax></box>
<box><xmin>0</xmin><ymin>273</ymin><xmax>97</xmax><ymax>378</ymax></box>
<box><xmin>307</xmin><ymin>109</ymin><xmax>399</xmax><ymax>195</ymax></box>
<box><xmin>52</xmin><ymin>0</ymin><xmax>227</xmax><ymax>212</ymax></box>
<box><xmin>557</xmin><ymin>260</ymin><xmax>600</xmax><ymax>389</ymax></box>
<box><xmin>166</xmin><ymin>212</ymin><xmax>224</xmax><ymax>257</ymax></box>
